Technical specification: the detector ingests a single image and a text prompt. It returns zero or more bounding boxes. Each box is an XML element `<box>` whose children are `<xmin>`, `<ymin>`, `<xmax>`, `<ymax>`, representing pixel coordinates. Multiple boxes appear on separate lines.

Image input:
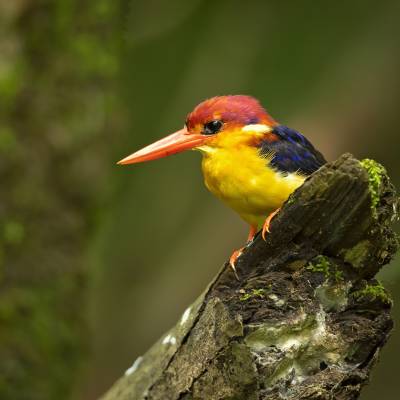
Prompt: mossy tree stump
<box><xmin>102</xmin><ymin>154</ymin><xmax>398</xmax><ymax>400</ymax></box>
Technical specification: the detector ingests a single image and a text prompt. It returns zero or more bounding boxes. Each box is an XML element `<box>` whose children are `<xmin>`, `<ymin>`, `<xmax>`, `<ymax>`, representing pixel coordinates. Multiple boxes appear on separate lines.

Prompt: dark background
<box><xmin>1</xmin><ymin>1</ymin><xmax>399</xmax><ymax>399</ymax></box>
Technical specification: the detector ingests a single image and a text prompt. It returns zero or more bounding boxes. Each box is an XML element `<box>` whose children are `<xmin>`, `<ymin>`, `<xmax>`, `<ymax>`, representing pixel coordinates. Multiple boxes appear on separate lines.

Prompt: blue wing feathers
<box><xmin>258</xmin><ymin>125</ymin><xmax>326</xmax><ymax>175</ymax></box>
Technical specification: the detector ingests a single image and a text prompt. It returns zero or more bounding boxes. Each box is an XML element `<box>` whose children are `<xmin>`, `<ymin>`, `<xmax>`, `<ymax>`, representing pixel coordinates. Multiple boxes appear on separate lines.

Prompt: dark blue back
<box><xmin>258</xmin><ymin>125</ymin><xmax>326</xmax><ymax>175</ymax></box>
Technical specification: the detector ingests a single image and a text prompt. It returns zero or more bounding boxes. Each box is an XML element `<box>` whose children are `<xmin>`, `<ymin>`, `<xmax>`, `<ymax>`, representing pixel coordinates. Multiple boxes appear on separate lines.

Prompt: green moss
<box><xmin>333</xmin><ymin>269</ymin><xmax>343</xmax><ymax>282</ymax></box>
<box><xmin>352</xmin><ymin>281</ymin><xmax>392</xmax><ymax>305</ymax></box>
<box><xmin>343</xmin><ymin>240</ymin><xmax>370</xmax><ymax>268</ymax></box>
<box><xmin>307</xmin><ymin>255</ymin><xmax>330</xmax><ymax>275</ymax></box>
<box><xmin>240</xmin><ymin>288</ymin><xmax>269</xmax><ymax>301</ymax></box>
<box><xmin>360</xmin><ymin>159</ymin><xmax>386</xmax><ymax>218</ymax></box>
<box><xmin>307</xmin><ymin>256</ymin><xmax>343</xmax><ymax>282</ymax></box>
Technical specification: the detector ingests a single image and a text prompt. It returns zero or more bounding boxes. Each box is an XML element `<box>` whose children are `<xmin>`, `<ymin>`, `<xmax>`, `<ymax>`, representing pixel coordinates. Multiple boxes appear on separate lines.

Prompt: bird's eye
<box><xmin>203</xmin><ymin>120</ymin><xmax>223</xmax><ymax>135</ymax></box>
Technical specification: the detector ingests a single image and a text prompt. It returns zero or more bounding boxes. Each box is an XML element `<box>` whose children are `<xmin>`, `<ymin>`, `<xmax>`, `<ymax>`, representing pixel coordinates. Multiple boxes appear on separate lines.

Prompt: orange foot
<box><xmin>229</xmin><ymin>248</ymin><xmax>243</xmax><ymax>280</ymax></box>
<box><xmin>262</xmin><ymin>207</ymin><xmax>281</xmax><ymax>241</ymax></box>
<box><xmin>229</xmin><ymin>225</ymin><xmax>257</xmax><ymax>280</ymax></box>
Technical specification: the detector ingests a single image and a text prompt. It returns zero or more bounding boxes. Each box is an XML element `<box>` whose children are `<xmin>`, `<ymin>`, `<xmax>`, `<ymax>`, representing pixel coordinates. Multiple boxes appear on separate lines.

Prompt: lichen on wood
<box><xmin>102</xmin><ymin>154</ymin><xmax>398</xmax><ymax>400</ymax></box>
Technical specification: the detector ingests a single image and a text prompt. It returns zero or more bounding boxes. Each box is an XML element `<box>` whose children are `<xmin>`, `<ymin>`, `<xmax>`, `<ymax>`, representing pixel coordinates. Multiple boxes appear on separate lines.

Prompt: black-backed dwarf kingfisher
<box><xmin>118</xmin><ymin>96</ymin><xmax>326</xmax><ymax>277</ymax></box>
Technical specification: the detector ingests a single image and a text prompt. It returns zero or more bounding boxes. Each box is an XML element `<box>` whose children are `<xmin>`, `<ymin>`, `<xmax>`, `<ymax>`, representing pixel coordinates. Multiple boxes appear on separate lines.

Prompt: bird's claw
<box><xmin>261</xmin><ymin>208</ymin><xmax>281</xmax><ymax>241</ymax></box>
<box><xmin>229</xmin><ymin>249</ymin><xmax>242</xmax><ymax>280</ymax></box>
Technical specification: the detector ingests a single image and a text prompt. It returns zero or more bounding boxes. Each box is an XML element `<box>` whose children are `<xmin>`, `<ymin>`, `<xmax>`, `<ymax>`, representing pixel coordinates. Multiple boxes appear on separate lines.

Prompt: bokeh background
<box><xmin>1</xmin><ymin>0</ymin><xmax>399</xmax><ymax>399</ymax></box>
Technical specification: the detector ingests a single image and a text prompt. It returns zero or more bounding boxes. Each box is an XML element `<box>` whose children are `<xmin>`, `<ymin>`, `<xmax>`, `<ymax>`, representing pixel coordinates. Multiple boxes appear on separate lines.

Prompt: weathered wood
<box><xmin>102</xmin><ymin>154</ymin><xmax>398</xmax><ymax>400</ymax></box>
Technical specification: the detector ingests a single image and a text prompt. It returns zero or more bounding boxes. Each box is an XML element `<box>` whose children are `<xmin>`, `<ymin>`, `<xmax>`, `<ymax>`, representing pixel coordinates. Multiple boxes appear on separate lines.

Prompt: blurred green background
<box><xmin>1</xmin><ymin>0</ymin><xmax>399</xmax><ymax>399</ymax></box>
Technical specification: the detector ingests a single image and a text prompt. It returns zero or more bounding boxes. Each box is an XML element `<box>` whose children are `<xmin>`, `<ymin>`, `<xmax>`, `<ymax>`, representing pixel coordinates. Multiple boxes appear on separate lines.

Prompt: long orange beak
<box><xmin>117</xmin><ymin>128</ymin><xmax>207</xmax><ymax>165</ymax></box>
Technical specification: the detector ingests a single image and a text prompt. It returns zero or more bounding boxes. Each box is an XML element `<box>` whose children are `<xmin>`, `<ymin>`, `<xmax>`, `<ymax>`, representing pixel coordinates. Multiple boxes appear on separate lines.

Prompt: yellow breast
<box><xmin>199</xmin><ymin>144</ymin><xmax>304</xmax><ymax>228</ymax></box>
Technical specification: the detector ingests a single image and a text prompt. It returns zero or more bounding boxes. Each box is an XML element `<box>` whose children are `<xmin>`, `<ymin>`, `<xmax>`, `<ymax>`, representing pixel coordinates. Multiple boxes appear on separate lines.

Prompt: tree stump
<box><xmin>102</xmin><ymin>154</ymin><xmax>398</xmax><ymax>400</ymax></box>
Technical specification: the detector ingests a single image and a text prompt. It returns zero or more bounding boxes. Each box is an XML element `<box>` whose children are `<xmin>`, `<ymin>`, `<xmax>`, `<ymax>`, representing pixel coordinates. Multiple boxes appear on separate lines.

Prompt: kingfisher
<box><xmin>118</xmin><ymin>95</ymin><xmax>326</xmax><ymax>277</ymax></box>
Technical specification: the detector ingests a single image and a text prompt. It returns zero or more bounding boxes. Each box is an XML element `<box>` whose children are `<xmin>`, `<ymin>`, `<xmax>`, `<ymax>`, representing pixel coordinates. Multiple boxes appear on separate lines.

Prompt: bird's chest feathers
<box><xmin>201</xmin><ymin>147</ymin><xmax>304</xmax><ymax>224</ymax></box>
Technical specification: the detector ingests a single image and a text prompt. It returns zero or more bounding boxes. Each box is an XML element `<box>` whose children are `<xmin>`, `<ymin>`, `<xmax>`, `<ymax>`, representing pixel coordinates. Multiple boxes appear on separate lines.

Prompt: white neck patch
<box><xmin>241</xmin><ymin>124</ymin><xmax>272</xmax><ymax>133</ymax></box>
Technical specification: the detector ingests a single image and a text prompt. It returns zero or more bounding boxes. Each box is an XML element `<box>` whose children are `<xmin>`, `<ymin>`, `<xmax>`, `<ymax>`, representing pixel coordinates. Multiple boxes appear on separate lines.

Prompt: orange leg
<box><xmin>261</xmin><ymin>207</ymin><xmax>281</xmax><ymax>241</ymax></box>
<box><xmin>229</xmin><ymin>225</ymin><xmax>257</xmax><ymax>279</ymax></box>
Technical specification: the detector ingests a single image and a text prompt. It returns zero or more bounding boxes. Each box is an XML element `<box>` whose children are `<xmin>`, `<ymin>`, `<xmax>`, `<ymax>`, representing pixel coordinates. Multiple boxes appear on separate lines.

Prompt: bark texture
<box><xmin>102</xmin><ymin>154</ymin><xmax>398</xmax><ymax>400</ymax></box>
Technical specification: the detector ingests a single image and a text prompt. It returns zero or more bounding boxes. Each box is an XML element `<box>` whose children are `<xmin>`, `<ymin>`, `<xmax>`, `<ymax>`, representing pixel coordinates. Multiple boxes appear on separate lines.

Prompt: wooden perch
<box><xmin>102</xmin><ymin>154</ymin><xmax>398</xmax><ymax>400</ymax></box>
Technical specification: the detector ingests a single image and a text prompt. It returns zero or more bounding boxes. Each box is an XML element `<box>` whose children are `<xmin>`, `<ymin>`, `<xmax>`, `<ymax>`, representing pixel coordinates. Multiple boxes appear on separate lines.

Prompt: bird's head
<box><xmin>118</xmin><ymin>95</ymin><xmax>278</xmax><ymax>165</ymax></box>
